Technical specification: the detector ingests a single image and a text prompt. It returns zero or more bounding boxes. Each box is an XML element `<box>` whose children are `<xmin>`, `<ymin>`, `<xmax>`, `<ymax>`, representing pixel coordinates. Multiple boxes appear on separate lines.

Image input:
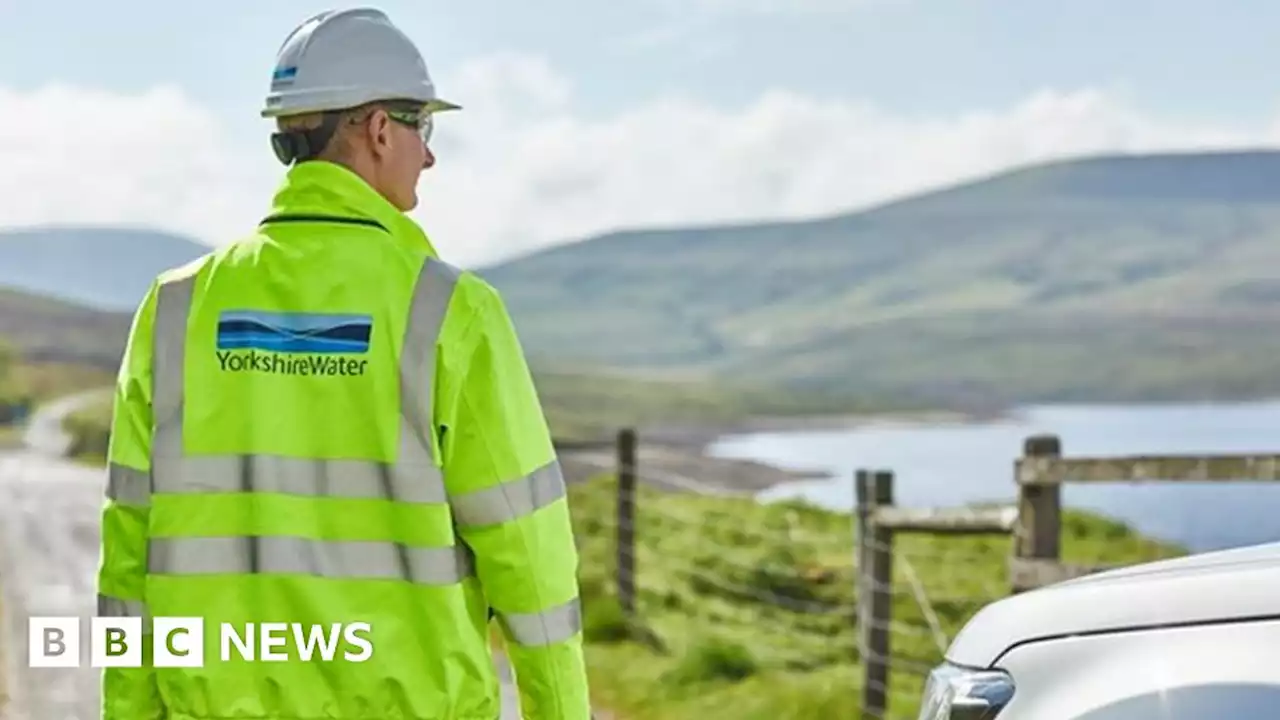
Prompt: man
<box><xmin>96</xmin><ymin>8</ymin><xmax>592</xmax><ymax>719</ymax></box>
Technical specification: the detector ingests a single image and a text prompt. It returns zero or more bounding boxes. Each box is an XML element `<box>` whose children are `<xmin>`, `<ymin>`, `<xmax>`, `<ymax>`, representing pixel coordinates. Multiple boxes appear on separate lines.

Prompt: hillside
<box><xmin>0</xmin><ymin>287</ymin><xmax>131</xmax><ymax>368</ymax></box>
<box><xmin>479</xmin><ymin>149</ymin><xmax>1280</xmax><ymax>405</ymax></box>
<box><xmin>0</xmin><ymin>288</ymin><xmax>125</xmax><ymax>433</ymax></box>
<box><xmin>0</xmin><ymin>220</ymin><xmax>866</xmax><ymax>437</ymax></box>
<box><xmin>11</xmin><ymin>150</ymin><xmax>1280</xmax><ymax>408</ymax></box>
<box><xmin>0</xmin><ymin>227</ymin><xmax>207</xmax><ymax>310</ymax></box>
<box><xmin>0</xmin><ymin>285</ymin><xmax>858</xmax><ymax>446</ymax></box>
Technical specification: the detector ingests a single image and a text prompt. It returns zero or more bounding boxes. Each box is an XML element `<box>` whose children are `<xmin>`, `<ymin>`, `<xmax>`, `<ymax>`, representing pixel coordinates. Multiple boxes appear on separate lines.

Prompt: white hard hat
<box><xmin>261</xmin><ymin>7</ymin><xmax>460</xmax><ymax>118</ymax></box>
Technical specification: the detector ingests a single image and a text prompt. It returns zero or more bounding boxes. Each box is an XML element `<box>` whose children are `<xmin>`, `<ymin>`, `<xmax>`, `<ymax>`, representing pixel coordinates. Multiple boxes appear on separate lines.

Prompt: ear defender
<box><xmin>270</xmin><ymin>132</ymin><xmax>302</xmax><ymax>165</ymax></box>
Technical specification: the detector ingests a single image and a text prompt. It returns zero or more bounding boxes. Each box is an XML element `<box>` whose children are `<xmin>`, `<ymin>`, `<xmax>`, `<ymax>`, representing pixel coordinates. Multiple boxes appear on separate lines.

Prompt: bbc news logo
<box><xmin>29</xmin><ymin>617</ymin><xmax>374</xmax><ymax>668</ymax></box>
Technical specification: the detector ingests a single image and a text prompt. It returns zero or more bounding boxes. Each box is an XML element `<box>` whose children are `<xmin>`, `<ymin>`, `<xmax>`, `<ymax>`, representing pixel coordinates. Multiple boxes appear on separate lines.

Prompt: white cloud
<box><xmin>0</xmin><ymin>84</ymin><xmax>277</xmax><ymax>244</ymax></box>
<box><xmin>419</xmin><ymin>58</ymin><xmax>1274</xmax><ymax>267</ymax></box>
<box><xmin>0</xmin><ymin>55</ymin><xmax>1275</xmax><ymax>270</ymax></box>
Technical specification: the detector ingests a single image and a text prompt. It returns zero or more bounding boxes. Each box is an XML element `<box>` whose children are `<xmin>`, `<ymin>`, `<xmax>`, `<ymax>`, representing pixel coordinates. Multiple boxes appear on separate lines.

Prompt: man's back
<box><xmin>98</xmin><ymin>161</ymin><xmax>591</xmax><ymax>720</ymax></box>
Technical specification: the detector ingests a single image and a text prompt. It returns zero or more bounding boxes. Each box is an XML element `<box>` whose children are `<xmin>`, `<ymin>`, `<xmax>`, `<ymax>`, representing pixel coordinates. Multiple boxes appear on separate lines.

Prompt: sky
<box><xmin>3</xmin><ymin>0</ymin><xmax>1280</xmax><ymax>268</ymax></box>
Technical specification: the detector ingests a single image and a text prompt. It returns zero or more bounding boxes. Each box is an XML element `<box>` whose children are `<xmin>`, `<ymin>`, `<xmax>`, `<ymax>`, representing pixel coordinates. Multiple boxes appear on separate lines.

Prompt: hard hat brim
<box><xmin>261</xmin><ymin>96</ymin><xmax>462</xmax><ymax>119</ymax></box>
<box><xmin>423</xmin><ymin>98</ymin><xmax>462</xmax><ymax>113</ymax></box>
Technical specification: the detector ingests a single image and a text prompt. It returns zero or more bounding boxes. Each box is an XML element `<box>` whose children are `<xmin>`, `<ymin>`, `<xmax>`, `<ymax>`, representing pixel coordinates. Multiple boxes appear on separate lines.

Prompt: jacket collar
<box><xmin>264</xmin><ymin>160</ymin><xmax>439</xmax><ymax>257</ymax></box>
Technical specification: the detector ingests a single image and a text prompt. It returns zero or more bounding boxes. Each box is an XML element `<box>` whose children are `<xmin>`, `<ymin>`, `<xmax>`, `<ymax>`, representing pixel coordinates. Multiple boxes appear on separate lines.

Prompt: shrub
<box><xmin>582</xmin><ymin>596</ymin><xmax>632</xmax><ymax>644</ymax></box>
<box><xmin>666</xmin><ymin>636</ymin><xmax>758</xmax><ymax>684</ymax></box>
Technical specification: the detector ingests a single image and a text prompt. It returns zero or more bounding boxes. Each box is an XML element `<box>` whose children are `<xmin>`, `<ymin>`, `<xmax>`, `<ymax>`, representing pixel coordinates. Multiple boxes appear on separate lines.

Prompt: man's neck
<box><xmin>319</xmin><ymin>155</ymin><xmax>378</xmax><ymax>192</ymax></box>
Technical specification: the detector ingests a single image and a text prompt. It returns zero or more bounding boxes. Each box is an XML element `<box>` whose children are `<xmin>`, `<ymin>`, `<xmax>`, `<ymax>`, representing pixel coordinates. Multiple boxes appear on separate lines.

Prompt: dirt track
<box><xmin>0</xmin><ymin>404</ymin><xmax>107</xmax><ymax>719</ymax></box>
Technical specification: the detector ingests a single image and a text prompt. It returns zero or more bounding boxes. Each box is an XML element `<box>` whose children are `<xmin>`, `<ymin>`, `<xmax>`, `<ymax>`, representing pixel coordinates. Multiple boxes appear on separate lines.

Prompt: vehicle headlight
<box><xmin>917</xmin><ymin>662</ymin><xmax>1015</xmax><ymax>720</ymax></box>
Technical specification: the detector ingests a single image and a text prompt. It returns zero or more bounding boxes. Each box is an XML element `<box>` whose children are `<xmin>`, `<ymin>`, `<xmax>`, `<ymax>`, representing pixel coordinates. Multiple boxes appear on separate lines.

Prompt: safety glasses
<box><xmin>386</xmin><ymin>107</ymin><xmax>434</xmax><ymax>148</ymax></box>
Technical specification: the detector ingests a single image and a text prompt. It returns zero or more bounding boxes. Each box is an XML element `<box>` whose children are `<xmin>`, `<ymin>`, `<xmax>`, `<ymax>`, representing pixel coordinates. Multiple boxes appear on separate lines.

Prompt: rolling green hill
<box><xmin>0</xmin><ymin>288</ymin><xmax>127</xmax><ymax>417</ymax></box>
<box><xmin>479</xmin><ymin>149</ymin><xmax>1280</xmax><ymax>405</ymax></box>
<box><xmin>0</xmin><ymin>286</ymin><xmax>131</xmax><ymax>367</ymax></box>
<box><xmin>0</xmin><ymin>286</ymin><xmax>852</xmax><ymax>444</ymax></box>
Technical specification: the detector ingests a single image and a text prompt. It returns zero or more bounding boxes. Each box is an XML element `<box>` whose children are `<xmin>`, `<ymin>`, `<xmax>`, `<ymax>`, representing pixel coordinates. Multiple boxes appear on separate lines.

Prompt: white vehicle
<box><xmin>917</xmin><ymin>541</ymin><xmax>1280</xmax><ymax>719</ymax></box>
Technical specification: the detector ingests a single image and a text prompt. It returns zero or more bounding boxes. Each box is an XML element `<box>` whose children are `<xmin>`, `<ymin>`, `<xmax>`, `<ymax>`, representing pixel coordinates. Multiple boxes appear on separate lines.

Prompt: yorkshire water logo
<box><xmin>216</xmin><ymin>310</ymin><xmax>371</xmax><ymax>377</ymax></box>
<box><xmin>271</xmin><ymin>65</ymin><xmax>297</xmax><ymax>90</ymax></box>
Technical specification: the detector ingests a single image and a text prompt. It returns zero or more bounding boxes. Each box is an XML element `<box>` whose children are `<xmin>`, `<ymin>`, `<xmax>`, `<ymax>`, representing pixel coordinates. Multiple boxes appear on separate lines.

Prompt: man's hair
<box><xmin>273</xmin><ymin>99</ymin><xmax>419</xmax><ymax>164</ymax></box>
<box><xmin>274</xmin><ymin>103</ymin><xmax>369</xmax><ymax>163</ymax></box>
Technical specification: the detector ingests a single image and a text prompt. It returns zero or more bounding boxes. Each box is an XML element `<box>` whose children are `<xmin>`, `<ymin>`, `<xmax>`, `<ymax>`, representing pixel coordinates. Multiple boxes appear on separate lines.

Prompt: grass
<box><xmin>0</xmin><ymin>424</ymin><xmax>20</xmax><ymax>448</ymax></box>
<box><xmin>7</xmin><ymin>360</ymin><xmax>114</xmax><ymax>403</ymax></box>
<box><xmin>63</xmin><ymin>395</ymin><xmax>112</xmax><ymax>465</ymax></box>
<box><xmin>567</xmin><ymin>472</ymin><xmax>1185</xmax><ymax>720</ymax></box>
<box><xmin>531</xmin><ymin>369</ymin><xmax>896</xmax><ymax>442</ymax></box>
<box><xmin>0</xmin><ymin>353</ymin><xmax>116</xmax><ymax>448</ymax></box>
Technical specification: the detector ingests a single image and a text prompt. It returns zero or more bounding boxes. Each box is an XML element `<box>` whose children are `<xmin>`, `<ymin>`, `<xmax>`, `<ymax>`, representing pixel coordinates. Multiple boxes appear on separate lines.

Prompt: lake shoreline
<box><xmin>639</xmin><ymin>406</ymin><xmax>1007</xmax><ymax>449</ymax></box>
<box><xmin>558</xmin><ymin>407</ymin><xmax>1006</xmax><ymax>497</ymax></box>
<box><xmin>648</xmin><ymin>399</ymin><xmax>1280</xmax><ymax>553</ymax></box>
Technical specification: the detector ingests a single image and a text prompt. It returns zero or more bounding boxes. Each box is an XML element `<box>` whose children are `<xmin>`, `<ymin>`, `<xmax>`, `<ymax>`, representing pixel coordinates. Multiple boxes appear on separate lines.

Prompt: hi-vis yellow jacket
<box><xmin>97</xmin><ymin>160</ymin><xmax>591</xmax><ymax>719</ymax></box>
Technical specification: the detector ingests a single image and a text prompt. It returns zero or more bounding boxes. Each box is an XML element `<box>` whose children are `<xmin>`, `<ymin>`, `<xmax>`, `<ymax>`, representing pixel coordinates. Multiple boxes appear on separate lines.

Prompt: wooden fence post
<box><xmin>1013</xmin><ymin>434</ymin><xmax>1062</xmax><ymax>593</ymax></box>
<box><xmin>854</xmin><ymin>470</ymin><xmax>870</xmax><ymax>629</ymax></box>
<box><xmin>856</xmin><ymin>469</ymin><xmax>894</xmax><ymax>719</ymax></box>
<box><xmin>616</xmin><ymin>427</ymin><xmax>637</xmax><ymax>616</ymax></box>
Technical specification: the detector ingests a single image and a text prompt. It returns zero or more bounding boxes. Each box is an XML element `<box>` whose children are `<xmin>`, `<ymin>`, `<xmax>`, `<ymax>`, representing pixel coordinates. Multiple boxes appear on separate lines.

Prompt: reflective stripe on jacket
<box><xmin>97</xmin><ymin>160</ymin><xmax>591</xmax><ymax>720</ymax></box>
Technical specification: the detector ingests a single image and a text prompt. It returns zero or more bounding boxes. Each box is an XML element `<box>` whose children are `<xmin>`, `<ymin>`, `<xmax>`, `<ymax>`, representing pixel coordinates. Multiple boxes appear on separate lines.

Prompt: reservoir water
<box><xmin>706</xmin><ymin>400</ymin><xmax>1280</xmax><ymax>553</ymax></box>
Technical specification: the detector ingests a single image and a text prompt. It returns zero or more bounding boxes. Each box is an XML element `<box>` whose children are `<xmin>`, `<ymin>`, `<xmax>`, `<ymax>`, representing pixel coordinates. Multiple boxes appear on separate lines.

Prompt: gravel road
<box><xmin>0</xmin><ymin>391</ymin><xmax>110</xmax><ymax>720</ymax></box>
<box><xmin>0</xmin><ymin>391</ymin><xmax>529</xmax><ymax>719</ymax></box>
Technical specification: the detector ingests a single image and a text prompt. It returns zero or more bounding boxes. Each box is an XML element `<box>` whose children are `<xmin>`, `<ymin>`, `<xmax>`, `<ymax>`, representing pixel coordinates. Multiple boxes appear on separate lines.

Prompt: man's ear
<box><xmin>369</xmin><ymin>109</ymin><xmax>394</xmax><ymax>158</ymax></box>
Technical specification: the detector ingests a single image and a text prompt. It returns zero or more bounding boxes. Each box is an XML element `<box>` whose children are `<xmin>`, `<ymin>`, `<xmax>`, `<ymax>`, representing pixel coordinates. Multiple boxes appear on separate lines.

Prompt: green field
<box><xmin>567</xmin><ymin>473</ymin><xmax>1184</xmax><ymax>719</ymax></box>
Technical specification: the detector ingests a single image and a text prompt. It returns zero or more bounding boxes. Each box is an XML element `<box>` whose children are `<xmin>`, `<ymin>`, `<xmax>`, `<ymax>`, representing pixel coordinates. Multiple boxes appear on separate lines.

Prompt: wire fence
<box><xmin>561</xmin><ymin>433</ymin><xmax>1013</xmax><ymax>719</ymax></box>
<box><xmin>557</xmin><ymin>428</ymin><xmax>1280</xmax><ymax>718</ymax></box>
